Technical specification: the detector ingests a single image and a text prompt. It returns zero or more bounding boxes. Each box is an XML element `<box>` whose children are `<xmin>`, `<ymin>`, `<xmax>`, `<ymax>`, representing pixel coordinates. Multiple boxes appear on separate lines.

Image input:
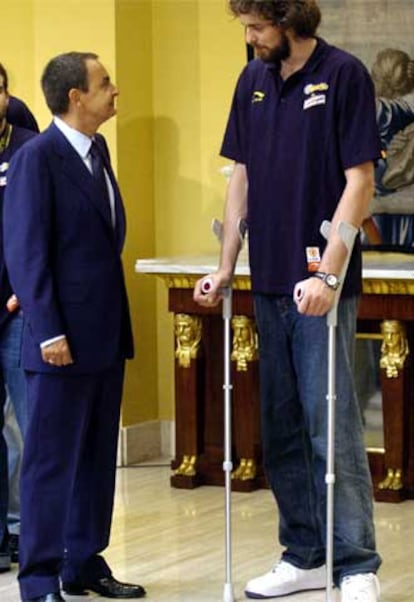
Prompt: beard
<box><xmin>254</xmin><ymin>32</ymin><xmax>291</xmax><ymax>65</ymax></box>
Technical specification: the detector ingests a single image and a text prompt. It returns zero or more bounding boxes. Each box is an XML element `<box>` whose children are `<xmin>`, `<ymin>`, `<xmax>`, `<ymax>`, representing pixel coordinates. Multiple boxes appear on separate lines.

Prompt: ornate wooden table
<box><xmin>136</xmin><ymin>251</ymin><xmax>414</xmax><ymax>503</ymax></box>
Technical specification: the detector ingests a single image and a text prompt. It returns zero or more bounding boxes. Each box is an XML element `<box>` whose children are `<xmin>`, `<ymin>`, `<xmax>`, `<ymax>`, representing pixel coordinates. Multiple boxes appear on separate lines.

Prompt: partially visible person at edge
<box><xmin>7</xmin><ymin>95</ymin><xmax>39</xmax><ymax>133</ymax></box>
<box><xmin>4</xmin><ymin>66</ymin><xmax>39</xmax><ymax>569</ymax></box>
<box><xmin>3</xmin><ymin>51</ymin><xmax>145</xmax><ymax>601</ymax></box>
<box><xmin>0</xmin><ymin>62</ymin><xmax>37</xmax><ymax>574</ymax></box>
<box><xmin>193</xmin><ymin>2</ymin><xmax>382</xmax><ymax>601</ymax></box>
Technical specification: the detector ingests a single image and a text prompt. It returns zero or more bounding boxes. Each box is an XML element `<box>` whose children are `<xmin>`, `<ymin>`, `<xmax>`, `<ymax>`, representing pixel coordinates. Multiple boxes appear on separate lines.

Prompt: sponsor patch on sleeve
<box><xmin>306</xmin><ymin>246</ymin><xmax>321</xmax><ymax>272</ymax></box>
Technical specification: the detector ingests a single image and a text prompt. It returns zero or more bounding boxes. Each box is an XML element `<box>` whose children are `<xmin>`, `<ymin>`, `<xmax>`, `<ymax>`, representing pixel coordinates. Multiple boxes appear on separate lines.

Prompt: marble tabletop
<box><xmin>136</xmin><ymin>249</ymin><xmax>414</xmax><ymax>281</ymax></box>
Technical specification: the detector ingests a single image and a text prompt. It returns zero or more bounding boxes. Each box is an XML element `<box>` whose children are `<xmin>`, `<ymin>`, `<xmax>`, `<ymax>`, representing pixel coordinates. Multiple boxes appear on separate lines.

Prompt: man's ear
<box><xmin>68</xmin><ymin>87</ymin><xmax>81</xmax><ymax>107</ymax></box>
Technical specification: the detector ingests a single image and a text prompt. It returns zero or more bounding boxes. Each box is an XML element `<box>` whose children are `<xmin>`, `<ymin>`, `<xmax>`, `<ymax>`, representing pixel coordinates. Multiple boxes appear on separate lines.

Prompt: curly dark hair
<box><xmin>228</xmin><ymin>0</ymin><xmax>321</xmax><ymax>37</ymax></box>
<box><xmin>0</xmin><ymin>63</ymin><xmax>8</xmax><ymax>91</ymax></box>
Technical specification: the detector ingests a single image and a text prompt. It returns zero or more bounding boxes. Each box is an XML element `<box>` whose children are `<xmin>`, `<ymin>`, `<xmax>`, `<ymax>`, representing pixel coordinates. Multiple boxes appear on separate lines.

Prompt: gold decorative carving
<box><xmin>174</xmin><ymin>454</ymin><xmax>197</xmax><ymax>477</ymax></box>
<box><xmin>380</xmin><ymin>320</ymin><xmax>409</xmax><ymax>378</ymax></box>
<box><xmin>362</xmin><ymin>279</ymin><xmax>414</xmax><ymax>296</ymax></box>
<box><xmin>378</xmin><ymin>467</ymin><xmax>403</xmax><ymax>491</ymax></box>
<box><xmin>231</xmin><ymin>458</ymin><xmax>257</xmax><ymax>481</ymax></box>
<box><xmin>174</xmin><ymin>314</ymin><xmax>202</xmax><ymax>368</ymax></box>
<box><xmin>157</xmin><ymin>274</ymin><xmax>251</xmax><ymax>291</ymax></box>
<box><xmin>231</xmin><ymin>315</ymin><xmax>258</xmax><ymax>372</ymax></box>
<box><xmin>151</xmin><ymin>272</ymin><xmax>414</xmax><ymax>296</ymax></box>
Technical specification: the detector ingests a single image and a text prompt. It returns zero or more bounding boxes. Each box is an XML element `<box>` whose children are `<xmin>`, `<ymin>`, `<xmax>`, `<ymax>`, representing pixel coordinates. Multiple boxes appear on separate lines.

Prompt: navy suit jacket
<box><xmin>3</xmin><ymin>122</ymin><xmax>134</xmax><ymax>373</ymax></box>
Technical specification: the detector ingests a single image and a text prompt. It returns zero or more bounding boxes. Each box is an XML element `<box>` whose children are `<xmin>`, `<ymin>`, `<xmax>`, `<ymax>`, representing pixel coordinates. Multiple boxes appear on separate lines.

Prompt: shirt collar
<box><xmin>264</xmin><ymin>37</ymin><xmax>329</xmax><ymax>76</ymax></box>
<box><xmin>53</xmin><ymin>116</ymin><xmax>92</xmax><ymax>159</ymax></box>
<box><xmin>302</xmin><ymin>37</ymin><xmax>329</xmax><ymax>73</ymax></box>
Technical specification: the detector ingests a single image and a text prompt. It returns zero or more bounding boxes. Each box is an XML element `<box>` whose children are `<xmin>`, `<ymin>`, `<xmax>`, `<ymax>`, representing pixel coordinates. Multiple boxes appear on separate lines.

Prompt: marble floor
<box><xmin>1</xmin><ymin>462</ymin><xmax>413</xmax><ymax>601</ymax></box>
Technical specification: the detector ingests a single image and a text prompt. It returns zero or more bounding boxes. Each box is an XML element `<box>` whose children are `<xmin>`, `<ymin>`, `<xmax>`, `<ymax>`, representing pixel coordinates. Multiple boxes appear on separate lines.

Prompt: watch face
<box><xmin>326</xmin><ymin>274</ymin><xmax>338</xmax><ymax>288</ymax></box>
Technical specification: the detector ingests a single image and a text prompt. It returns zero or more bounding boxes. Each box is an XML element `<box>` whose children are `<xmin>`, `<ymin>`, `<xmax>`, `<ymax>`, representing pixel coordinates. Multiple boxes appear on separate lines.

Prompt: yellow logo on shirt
<box><xmin>304</xmin><ymin>82</ymin><xmax>329</xmax><ymax>96</ymax></box>
<box><xmin>252</xmin><ymin>91</ymin><xmax>265</xmax><ymax>103</ymax></box>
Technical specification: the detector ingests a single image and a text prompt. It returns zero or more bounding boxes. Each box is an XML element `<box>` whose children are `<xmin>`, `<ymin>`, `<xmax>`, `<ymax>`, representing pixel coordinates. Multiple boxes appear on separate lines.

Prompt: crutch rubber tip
<box><xmin>223</xmin><ymin>583</ymin><xmax>235</xmax><ymax>602</ymax></box>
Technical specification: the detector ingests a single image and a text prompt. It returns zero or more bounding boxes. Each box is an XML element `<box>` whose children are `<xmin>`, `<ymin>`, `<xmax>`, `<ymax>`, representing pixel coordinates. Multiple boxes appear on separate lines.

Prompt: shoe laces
<box><xmin>342</xmin><ymin>573</ymin><xmax>377</xmax><ymax>600</ymax></box>
<box><xmin>270</xmin><ymin>560</ymin><xmax>295</xmax><ymax>577</ymax></box>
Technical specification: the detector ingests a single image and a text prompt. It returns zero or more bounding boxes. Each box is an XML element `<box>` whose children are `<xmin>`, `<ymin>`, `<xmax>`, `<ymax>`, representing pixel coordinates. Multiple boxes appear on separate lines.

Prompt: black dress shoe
<box><xmin>62</xmin><ymin>576</ymin><xmax>146</xmax><ymax>598</ymax></box>
<box><xmin>23</xmin><ymin>593</ymin><xmax>64</xmax><ymax>602</ymax></box>
<box><xmin>0</xmin><ymin>535</ymin><xmax>11</xmax><ymax>573</ymax></box>
<box><xmin>9</xmin><ymin>533</ymin><xmax>19</xmax><ymax>563</ymax></box>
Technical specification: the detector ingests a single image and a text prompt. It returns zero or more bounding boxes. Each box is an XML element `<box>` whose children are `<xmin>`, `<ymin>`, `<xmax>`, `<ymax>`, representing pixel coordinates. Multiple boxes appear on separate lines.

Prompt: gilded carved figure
<box><xmin>231</xmin><ymin>315</ymin><xmax>258</xmax><ymax>372</ymax></box>
<box><xmin>174</xmin><ymin>313</ymin><xmax>202</xmax><ymax>368</ymax></box>
<box><xmin>380</xmin><ymin>319</ymin><xmax>409</xmax><ymax>378</ymax></box>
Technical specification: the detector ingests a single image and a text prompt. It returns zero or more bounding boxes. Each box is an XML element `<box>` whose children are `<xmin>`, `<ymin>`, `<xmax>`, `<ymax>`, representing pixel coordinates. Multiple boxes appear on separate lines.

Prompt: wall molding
<box><xmin>117</xmin><ymin>420</ymin><xmax>175</xmax><ymax>466</ymax></box>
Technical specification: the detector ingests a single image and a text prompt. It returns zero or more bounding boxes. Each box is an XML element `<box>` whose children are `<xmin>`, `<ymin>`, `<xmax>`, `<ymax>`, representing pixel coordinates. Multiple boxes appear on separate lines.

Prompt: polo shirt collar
<box><xmin>264</xmin><ymin>37</ymin><xmax>330</xmax><ymax>76</ymax></box>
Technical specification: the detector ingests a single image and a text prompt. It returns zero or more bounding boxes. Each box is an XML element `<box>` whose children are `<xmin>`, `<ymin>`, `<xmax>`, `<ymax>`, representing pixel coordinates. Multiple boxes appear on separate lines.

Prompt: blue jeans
<box><xmin>253</xmin><ymin>294</ymin><xmax>381</xmax><ymax>585</ymax></box>
<box><xmin>4</xmin><ymin>399</ymin><xmax>24</xmax><ymax>534</ymax></box>
<box><xmin>0</xmin><ymin>314</ymin><xmax>27</xmax><ymax>545</ymax></box>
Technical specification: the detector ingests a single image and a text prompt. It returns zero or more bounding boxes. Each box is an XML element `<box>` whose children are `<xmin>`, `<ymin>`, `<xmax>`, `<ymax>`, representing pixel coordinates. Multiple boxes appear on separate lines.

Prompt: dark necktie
<box><xmin>89</xmin><ymin>141</ymin><xmax>112</xmax><ymax>224</ymax></box>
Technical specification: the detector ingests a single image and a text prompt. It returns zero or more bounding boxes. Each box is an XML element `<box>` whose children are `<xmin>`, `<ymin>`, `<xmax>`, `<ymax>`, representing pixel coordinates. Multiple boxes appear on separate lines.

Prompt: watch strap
<box><xmin>311</xmin><ymin>271</ymin><xmax>340</xmax><ymax>290</ymax></box>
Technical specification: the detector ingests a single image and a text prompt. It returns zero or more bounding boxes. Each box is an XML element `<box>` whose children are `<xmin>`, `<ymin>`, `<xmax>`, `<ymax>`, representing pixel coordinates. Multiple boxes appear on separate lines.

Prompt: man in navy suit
<box><xmin>3</xmin><ymin>52</ymin><xmax>146</xmax><ymax>602</ymax></box>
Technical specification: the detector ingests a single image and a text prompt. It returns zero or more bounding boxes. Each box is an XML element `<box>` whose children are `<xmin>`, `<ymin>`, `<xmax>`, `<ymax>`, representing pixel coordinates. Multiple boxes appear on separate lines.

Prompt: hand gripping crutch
<box><xmin>201</xmin><ymin>217</ymin><xmax>247</xmax><ymax>602</ymax></box>
<box><xmin>320</xmin><ymin>220</ymin><xmax>358</xmax><ymax>602</ymax></box>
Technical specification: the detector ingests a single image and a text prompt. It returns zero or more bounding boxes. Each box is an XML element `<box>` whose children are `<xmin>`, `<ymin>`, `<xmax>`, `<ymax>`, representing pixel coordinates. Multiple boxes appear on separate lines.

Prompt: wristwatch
<box><xmin>311</xmin><ymin>271</ymin><xmax>340</xmax><ymax>290</ymax></box>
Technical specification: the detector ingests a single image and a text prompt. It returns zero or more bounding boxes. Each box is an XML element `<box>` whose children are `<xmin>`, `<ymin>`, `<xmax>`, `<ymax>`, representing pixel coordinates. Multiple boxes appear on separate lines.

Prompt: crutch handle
<box><xmin>200</xmin><ymin>277</ymin><xmax>214</xmax><ymax>294</ymax></box>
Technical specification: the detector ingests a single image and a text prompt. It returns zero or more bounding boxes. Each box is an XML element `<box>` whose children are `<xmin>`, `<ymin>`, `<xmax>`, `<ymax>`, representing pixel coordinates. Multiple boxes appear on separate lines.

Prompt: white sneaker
<box><xmin>341</xmin><ymin>573</ymin><xmax>380</xmax><ymax>602</ymax></box>
<box><xmin>244</xmin><ymin>559</ymin><xmax>326</xmax><ymax>599</ymax></box>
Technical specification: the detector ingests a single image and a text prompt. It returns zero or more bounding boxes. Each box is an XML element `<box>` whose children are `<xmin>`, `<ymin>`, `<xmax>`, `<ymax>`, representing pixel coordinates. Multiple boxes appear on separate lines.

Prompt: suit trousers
<box><xmin>18</xmin><ymin>361</ymin><xmax>125</xmax><ymax>600</ymax></box>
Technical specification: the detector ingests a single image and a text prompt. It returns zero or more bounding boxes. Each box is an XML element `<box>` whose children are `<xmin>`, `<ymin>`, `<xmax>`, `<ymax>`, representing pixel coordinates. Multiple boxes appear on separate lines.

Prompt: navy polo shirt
<box><xmin>0</xmin><ymin>125</ymin><xmax>37</xmax><ymax>329</ymax></box>
<box><xmin>221</xmin><ymin>38</ymin><xmax>381</xmax><ymax>296</ymax></box>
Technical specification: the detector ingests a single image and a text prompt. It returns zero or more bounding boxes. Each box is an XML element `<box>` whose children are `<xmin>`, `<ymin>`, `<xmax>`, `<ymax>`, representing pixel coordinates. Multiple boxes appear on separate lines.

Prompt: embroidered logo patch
<box><xmin>304</xmin><ymin>82</ymin><xmax>329</xmax><ymax>96</ymax></box>
<box><xmin>303</xmin><ymin>82</ymin><xmax>328</xmax><ymax>110</ymax></box>
<box><xmin>304</xmin><ymin>94</ymin><xmax>326</xmax><ymax>110</ymax></box>
<box><xmin>252</xmin><ymin>90</ymin><xmax>265</xmax><ymax>103</ymax></box>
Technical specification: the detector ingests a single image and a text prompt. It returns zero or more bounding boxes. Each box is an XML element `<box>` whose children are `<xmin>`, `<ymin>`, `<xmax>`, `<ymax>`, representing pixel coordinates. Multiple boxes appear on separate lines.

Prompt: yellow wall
<box><xmin>151</xmin><ymin>0</ymin><xmax>244</xmax><ymax>420</ymax></box>
<box><xmin>116</xmin><ymin>0</ymin><xmax>159</xmax><ymax>424</ymax></box>
<box><xmin>2</xmin><ymin>0</ymin><xmax>245</xmax><ymax>426</ymax></box>
<box><xmin>2</xmin><ymin>2</ymin><xmax>36</xmax><ymax>108</ymax></box>
<box><xmin>4</xmin><ymin>1</ymin><xmax>117</xmax><ymax>146</ymax></box>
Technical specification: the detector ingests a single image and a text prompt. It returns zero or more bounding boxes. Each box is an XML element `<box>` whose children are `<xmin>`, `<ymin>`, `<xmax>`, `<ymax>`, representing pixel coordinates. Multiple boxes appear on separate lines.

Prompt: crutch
<box><xmin>201</xmin><ymin>217</ymin><xmax>247</xmax><ymax>602</ymax></box>
<box><xmin>320</xmin><ymin>220</ymin><xmax>358</xmax><ymax>602</ymax></box>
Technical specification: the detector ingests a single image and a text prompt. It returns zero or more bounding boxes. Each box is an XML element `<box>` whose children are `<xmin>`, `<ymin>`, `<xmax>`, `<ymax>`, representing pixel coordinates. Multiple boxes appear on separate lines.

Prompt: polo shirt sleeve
<box><xmin>220</xmin><ymin>68</ymin><xmax>250</xmax><ymax>165</ymax></box>
<box><xmin>336</xmin><ymin>59</ymin><xmax>382</xmax><ymax>170</ymax></box>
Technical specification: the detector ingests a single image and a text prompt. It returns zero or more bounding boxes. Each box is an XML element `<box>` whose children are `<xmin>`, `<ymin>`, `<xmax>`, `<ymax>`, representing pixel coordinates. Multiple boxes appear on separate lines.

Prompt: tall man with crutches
<box><xmin>193</xmin><ymin>2</ymin><xmax>382</xmax><ymax>601</ymax></box>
